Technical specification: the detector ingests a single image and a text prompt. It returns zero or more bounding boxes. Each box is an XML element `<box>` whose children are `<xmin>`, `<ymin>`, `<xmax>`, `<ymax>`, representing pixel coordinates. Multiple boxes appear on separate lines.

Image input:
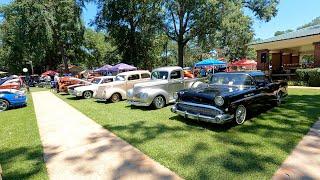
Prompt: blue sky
<box><xmin>1</xmin><ymin>0</ymin><xmax>320</xmax><ymax>40</ymax></box>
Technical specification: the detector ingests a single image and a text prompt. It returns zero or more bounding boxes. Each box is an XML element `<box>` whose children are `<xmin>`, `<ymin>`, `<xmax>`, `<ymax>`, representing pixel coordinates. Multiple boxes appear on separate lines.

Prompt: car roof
<box><xmin>152</xmin><ymin>66</ymin><xmax>182</xmax><ymax>72</ymax></box>
<box><xmin>117</xmin><ymin>70</ymin><xmax>150</xmax><ymax>76</ymax></box>
<box><xmin>94</xmin><ymin>76</ymin><xmax>115</xmax><ymax>79</ymax></box>
<box><xmin>216</xmin><ymin>71</ymin><xmax>265</xmax><ymax>77</ymax></box>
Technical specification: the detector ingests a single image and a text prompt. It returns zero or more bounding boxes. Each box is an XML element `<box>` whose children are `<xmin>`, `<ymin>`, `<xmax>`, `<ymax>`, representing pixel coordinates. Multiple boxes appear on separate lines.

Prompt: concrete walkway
<box><xmin>32</xmin><ymin>91</ymin><xmax>181</xmax><ymax>180</ymax></box>
<box><xmin>288</xmin><ymin>86</ymin><xmax>320</xmax><ymax>90</ymax></box>
<box><xmin>273</xmin><ymin>119</ymin><xmax>320</xmax><ymax>179</ymax></box>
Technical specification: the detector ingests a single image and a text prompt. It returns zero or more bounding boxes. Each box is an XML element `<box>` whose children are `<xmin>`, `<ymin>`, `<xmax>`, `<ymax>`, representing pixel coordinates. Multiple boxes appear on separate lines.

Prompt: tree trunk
<box><xmin>61</xmin><ymin>44</ymin><xmax>69</xmax><ymax>74</ymax></box>
<box><xmin>178</xmin><ymin>42</ymin><xmax>184</xmax><ymax>67</ymax></box>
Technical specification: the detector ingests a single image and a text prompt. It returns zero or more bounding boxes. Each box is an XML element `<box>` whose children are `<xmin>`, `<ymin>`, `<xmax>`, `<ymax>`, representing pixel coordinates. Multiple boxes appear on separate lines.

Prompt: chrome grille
<box><xmin>176</xmin><ymin>103</ymin><xmax>221</xmax><ymax>117</ymax></box>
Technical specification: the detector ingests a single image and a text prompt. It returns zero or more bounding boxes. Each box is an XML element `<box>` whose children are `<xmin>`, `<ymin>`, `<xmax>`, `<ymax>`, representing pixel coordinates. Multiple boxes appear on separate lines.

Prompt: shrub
<box><xmin>296</xmin><ymin>68</ymin><xmax>320</xmax><ymax>87</ymax></box>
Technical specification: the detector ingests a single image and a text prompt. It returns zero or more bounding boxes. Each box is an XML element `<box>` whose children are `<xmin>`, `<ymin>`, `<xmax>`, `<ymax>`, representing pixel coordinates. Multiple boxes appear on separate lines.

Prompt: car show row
<box><xmin>61</xmin><ymin>66</ymin><xmax>288</xmax><ymax>125</ymax></box>
<box><xmin>0</xmin><ymin>65</ymin><xmax>288</xmax><ymax>125</ymax></box>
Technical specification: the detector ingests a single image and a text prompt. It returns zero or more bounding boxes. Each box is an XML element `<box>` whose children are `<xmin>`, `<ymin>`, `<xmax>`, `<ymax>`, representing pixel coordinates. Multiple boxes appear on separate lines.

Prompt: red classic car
<box><xmin>58</xmin><ymin>77</ymin><xmax>90</xmax><ymax>93</ymax></box>
<box><xmin>0</xmin><ymin>78</ymin><xmax>23</xmax><ymax>90</ymax></box>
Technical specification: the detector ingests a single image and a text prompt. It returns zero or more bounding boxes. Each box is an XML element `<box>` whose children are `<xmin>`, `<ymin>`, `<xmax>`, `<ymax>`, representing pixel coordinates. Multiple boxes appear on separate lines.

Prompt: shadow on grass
<box><xmin>0</xmin><ymin>146</ymin><xmax>46</xmax><ymax>180</ymax></box>
<box><xmin>176</xmin><ymin>94</ymin><xmax>320</xmax><ymax>178</ymax></box>
<box><xmin>124</xmin><ymin>105</ymin><xmax>159</xmax><ymax>112</ymax></box>
<box><xmin>103</xmin><ymin>120</ymin><xmax>194</xmax><ymax>145</ymax></box>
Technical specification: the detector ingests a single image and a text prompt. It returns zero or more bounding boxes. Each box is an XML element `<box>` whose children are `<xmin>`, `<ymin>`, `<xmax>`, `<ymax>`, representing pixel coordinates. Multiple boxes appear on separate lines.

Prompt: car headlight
<box><xmin>214</xmin><ymin>96</ymin><xmax>224</xmax><ymax>106</ymax></box>
<box><xmin>140</xmin><ymin>92</ymin><xmax>148</xmax><ymax>99</ymax></box>
<box><xmin>127</xmin><ymin>89</ymin><xmax>133</xmax><ymax>97</ymax></box>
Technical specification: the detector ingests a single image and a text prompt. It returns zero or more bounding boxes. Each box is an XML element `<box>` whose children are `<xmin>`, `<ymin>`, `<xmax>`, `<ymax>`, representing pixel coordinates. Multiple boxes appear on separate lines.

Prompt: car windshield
<box><xmin>151</xmin><ymin>71</ymin><xmax>168</xmax><ymax>80</ymax></box>
<box><xmin>210</xmin><ymin>73</ymin><xmax>254</xmax><ymax>86</ymax></box>
<box><xmin>115</xmin><ymin>75</ymin><xmax>126</xmax><ymax>81</ymax></box>
<box><xmin>92</xmin><ymin>78</ymin><xmax>101</xmax><ymax>84</ymax></box>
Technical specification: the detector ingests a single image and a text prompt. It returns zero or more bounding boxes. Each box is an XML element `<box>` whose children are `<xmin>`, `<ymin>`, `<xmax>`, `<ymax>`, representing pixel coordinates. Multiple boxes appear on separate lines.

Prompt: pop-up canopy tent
<box><xmin>195</xmin><ymin>58</ymin><xmax>227</xmax><ymax>68</ymax></box>
<box><xmin>228</xmin><ymin>59</ymin><xmax>257</xmax><ymax>71</ymax></box>
<box><xmin>94</xmin><ymin>64</ymin><xmax>113</xmax><ymax>73</ymax></box>
<box><xmin>109</xmin><ymin>63</ymin><xmax>137</xmax><ymax>72</ymax></box>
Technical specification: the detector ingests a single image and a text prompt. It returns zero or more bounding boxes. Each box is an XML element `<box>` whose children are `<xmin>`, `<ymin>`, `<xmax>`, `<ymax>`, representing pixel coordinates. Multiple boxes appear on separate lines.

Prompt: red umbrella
<box><xmin>42</xmin><ymin>70</ymin><xmax>58</xmax><ymax>76</ymax></box>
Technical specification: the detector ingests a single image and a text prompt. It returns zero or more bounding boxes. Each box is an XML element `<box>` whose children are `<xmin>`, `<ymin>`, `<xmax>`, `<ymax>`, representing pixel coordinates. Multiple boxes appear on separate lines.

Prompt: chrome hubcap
<box><xmin>0</xmin><ymin>101</ymin><xmax>8</xmax><ymax>111</ymax></box>
<box><xmin>235</xmin><ymin>105</ymin><xmax>246</xmax><ymax>124</ymax></box>
<box><xmin>84</xmin><ymin>91</ymin><xmax>91</xmax><ymax>98</ymax></box>
<box><xmin>155</xmin><ymin>96</ymin><xmax>164</xmax><ymax>108</ymax></box>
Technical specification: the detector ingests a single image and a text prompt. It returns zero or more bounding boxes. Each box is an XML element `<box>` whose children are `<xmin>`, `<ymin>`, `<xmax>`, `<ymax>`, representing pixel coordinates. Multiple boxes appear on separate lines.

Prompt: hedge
<box><xmin>296</xmin><ymin>68</ymin><xmax>320</xmax><ymax>87</ymax></box>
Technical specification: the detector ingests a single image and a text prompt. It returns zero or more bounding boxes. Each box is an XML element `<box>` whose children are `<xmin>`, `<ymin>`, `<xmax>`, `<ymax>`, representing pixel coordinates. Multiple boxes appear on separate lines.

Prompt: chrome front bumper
<box><xmin>128</xmin><ymin>100</ymin><xmax>150</xmax><ymax>106</ymax></box>
<box><xmin>171</xmin><ymin>103</ymin><xmax>234</xmax><ymax>124</ymax></box>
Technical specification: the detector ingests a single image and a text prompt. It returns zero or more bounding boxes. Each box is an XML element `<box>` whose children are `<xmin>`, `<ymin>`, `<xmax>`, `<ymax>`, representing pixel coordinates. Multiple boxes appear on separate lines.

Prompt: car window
<box><xmin>170</xmin><ymin>70</ymin><xmax>182</xmax><ymax>79</ymax></box>
<box><xmin>243</xmin><ymin>77</ymin><xmax>255</xmax><ymax>86</ymax></box>
<box><xmin>128</xmin><ymin>74</ymin><xmax>140</xmax><ymax>81</ymax></box>
<box><xmin>115</xmin><ymin>75</ymin><xmax>126</xmax><ymax>81</ymax></box>
<box><xmin>141</xmin><ymin>73</ymin><xmax>150</xmax><ymax>79</ymax></box>
<box><xmin>151</xmin><ymin>71</ymin><xmax>168</xmax><ymax>80</ymax></box>
<box><xmin>102</xmin><ymin>78</ymin><xmax>113</xmax><ymax>83</ymax></box>
<box><xmin>92</xmin><ymin>78</ymin><xmax>101</xmax><ymax>84</ymax></box>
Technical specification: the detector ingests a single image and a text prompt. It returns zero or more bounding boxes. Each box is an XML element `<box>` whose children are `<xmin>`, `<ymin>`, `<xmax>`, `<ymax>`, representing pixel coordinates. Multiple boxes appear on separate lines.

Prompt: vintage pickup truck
<box><xmin>94</xmin><ymin>70</ymin><xmax>151</xmax><ymax>103</ymax></box>
<box><xmin>171</xmin><ymin>71</ymin><xmax>288</xmax><ymax>125</ymax></box>
<box><xmin>127</xmin><ymin>66</ymin><xmax>200</xmax><ymax>109</ymax></box>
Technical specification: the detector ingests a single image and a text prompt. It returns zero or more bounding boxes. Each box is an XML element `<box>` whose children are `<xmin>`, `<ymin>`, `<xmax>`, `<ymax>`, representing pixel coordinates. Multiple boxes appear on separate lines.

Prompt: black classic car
<box><xmin>171</xmin><ymin>71</ymin><xmax>288</xmax><ymax>125</ymax></box>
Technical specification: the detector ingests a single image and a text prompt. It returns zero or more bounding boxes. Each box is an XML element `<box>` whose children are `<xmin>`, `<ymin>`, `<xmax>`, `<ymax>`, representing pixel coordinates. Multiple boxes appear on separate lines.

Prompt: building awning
<box><xmin>249</xmin><ymin>25</ymin><xmax>320</xmax><ymax>54</ymax></box>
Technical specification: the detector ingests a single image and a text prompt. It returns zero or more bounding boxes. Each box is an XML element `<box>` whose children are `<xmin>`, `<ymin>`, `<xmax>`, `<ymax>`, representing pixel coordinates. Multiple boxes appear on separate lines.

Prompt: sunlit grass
<box><xmin>0</xmin><ymin>90</ymin><xmax>48</xmax><ymax>180</ymax></box>
<box><xmin>57</xmin><ymin>89</ymin><xmax>320</xmax><ymax>179</ymax></box>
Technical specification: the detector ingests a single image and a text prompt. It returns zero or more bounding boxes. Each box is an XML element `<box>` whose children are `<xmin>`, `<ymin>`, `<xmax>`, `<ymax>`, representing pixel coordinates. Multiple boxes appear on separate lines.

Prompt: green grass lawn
<box><xmin>57</xmin><ymin>88</ymin><xmax>320</xmax><ymax>179</ymax></box>
<box><xmin>0</xmin><ymin>90</ymin><xmax>48</xmax><ymax>180</ymax></box>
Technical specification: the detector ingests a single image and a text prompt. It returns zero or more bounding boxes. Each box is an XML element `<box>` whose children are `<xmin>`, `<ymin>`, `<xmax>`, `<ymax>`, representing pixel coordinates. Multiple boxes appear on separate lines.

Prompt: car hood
<box><xmin>75</xmin><ymin>84</ymin><xmax>99</xmax><ymax>91</ymax></box>
<box><xmin>134</xmin><ymin>79</ymin><xmax>168</xmax><ymax>89</ymax></box>
<box><xmin>179</xmin><ymin>85</ymin><xmax>252</xmax><ymax>105</ymax></box>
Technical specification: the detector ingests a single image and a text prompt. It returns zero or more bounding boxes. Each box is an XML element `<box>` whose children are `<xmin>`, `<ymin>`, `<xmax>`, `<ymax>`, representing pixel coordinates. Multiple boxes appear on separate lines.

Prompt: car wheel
<box><xmin>0</xmin><ymin>99</ymin><xmax>9</xmax><ymax>112</ymax></box>
<box><xmin>275</xmin><ymin>92</ymin><xmax>282</xmax><ymax>106</ymax></box>
<box><xmin>152</xmin><ymin>96</ymin><xmax>165</xmax><ymax>109</ymax></box>
<box><xmin>83</xmin><ymin>91</ymin><xmax>93</xmax><ymax>99</ymax></box>
<box><xmin>235</xmin><ymin>105</ymin><xmax>247</xmax><ymax>125</ymax></box>
<box><xmin>110</xmin><ymin>93</ymin><xmax>121</xmax><ymax>103</ymax></box>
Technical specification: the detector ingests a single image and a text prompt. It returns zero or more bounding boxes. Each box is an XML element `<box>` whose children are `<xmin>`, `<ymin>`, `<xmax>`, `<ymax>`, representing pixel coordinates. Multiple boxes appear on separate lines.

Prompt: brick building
<box><xmin>249</xmin><ymin>25</ymin><xmax>320</xmax><ymax>76</ymax></box>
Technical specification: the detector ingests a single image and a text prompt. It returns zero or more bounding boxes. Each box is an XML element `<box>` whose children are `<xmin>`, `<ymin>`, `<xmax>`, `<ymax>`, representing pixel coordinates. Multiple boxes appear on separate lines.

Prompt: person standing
<box><xmin>54</xmin><ymin>73</ymin><xmax>60</xmax><ymax>92</ymax></box>
<box><xmin>200</xmin><ymin>67</ymin><xmax>206</xmax><ymax>77</ymax></box>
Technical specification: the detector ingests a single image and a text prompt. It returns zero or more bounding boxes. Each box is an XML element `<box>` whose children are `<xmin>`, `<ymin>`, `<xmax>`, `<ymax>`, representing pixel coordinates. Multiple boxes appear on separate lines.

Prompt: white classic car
<box><xmin>94</xmin><ymin>70</ymin><xmax>151</xmax><ymax>103</ymax></box>
<box><xmin>127</xmin><ymin>66</ymin><xmax>201</xmax><ymax>109</ymax></box>
<box><xmin>69</xmin><ymin>76</ymin><xmax>115</xmax><ymax>99</ymax></box>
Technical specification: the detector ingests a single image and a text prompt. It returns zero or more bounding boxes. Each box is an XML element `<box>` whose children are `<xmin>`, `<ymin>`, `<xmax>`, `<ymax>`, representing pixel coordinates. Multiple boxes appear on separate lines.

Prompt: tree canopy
<box><xmin>0</xmin><ymin>0</ymin><xmax>280</xmax><ymax>73</ymax></box>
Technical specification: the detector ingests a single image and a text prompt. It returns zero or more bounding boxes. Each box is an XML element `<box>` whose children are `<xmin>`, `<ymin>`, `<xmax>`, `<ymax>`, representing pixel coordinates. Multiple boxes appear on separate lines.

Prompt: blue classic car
<box><xmin>0</xmin><ymin>89</ymin><xmax>27</xmax><ymax>112</ymax></box>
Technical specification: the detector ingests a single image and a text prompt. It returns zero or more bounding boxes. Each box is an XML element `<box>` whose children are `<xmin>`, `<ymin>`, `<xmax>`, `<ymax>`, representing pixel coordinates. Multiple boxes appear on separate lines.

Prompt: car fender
<box><xmin>105</xmin><ymin>87</ymin><xmax>127</xmax><ymax>100</ymax></box>
<box><xmin>142</xmin><ymin>88</ymin><xmax>170</xmax><ymax>104</ymax></box>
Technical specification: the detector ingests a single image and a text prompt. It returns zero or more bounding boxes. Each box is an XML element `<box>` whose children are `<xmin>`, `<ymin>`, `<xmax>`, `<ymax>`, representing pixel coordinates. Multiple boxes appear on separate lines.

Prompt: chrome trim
<box><xmin>177</xmin><ymin>101</ymin><xmax>224</xmax><ymax>114</ymax></box>
<box><xmin>171</xmin><ymin>104</ymin><xmax>234</xmax><ymax>124</ymax></box>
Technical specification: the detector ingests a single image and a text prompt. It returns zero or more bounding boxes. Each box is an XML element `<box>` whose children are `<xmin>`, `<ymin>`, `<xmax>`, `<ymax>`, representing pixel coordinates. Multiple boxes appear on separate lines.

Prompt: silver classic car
<box><xmin>127</xmin><ymin>66</ymin><xmax>201</xmax><ymax>109</ymax></box>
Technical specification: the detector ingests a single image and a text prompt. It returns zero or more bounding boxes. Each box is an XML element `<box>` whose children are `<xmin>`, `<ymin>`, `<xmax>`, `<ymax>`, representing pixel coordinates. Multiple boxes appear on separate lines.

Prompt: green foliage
<box><xmin>162</xmin><ymin>0</ymin><xmax>279</xmax><ymax>66</ymax></box>
<box><xmin>81</xmin><ymin>28</ymin><xmax>120</xmax><ymax>68</ymax></box>
<box><xmin>296</xmin><ymin>68</ymin><xmax>320</xmax><ymax>87</ymax></box>
<box><xmin>0</xmin><ymin>0</ymin><xmax>85</xmax><ymax>74</ymax></box>
<box><xmin>274</xmin><ymin>29</ymin><xmax>293</xmax><ymax>36</ymax></box>
<box><xmin>297</xmin><ymin>16</ymin><xmax>320</xmax><ymax>30</ymax></box>
<box><xmin>94</xmin><ymin>0</ymin><xmax>163</xmax><ymax>69</ymax></box>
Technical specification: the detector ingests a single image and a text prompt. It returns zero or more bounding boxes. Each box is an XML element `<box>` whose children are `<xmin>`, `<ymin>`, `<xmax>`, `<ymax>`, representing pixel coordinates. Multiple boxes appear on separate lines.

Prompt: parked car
<box><xmin>70</xmin><ymin>76</ymin><xmax>115</xmax><ymax>99</ymax></box>
<box><xmin>127</xmin><ymin>66</ymin><xmax>200</xmax><ymax>109</ymax></box>
<box><xmin>0</xmin><ymin>89</ymin><xmax>27</xmax><ymax>112</ymax></box>
<box><xmin>0</xmin><ymin>78</ymin><xmax>23</xmax><ymax>90</ymax></box>
<box><xmin>94</xmin><ymin>70</ymin><xmax>151</xmax><ymax>103</ymax></box>
<box><xmin>171</xmin><ymin>71</ymin><xmax>288</xmax><ymax>125</ymax></box>
<box><xmin>58</xmin><ymin>77</ymin><xmax>90</xmax><ymax>93</ymax></box>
